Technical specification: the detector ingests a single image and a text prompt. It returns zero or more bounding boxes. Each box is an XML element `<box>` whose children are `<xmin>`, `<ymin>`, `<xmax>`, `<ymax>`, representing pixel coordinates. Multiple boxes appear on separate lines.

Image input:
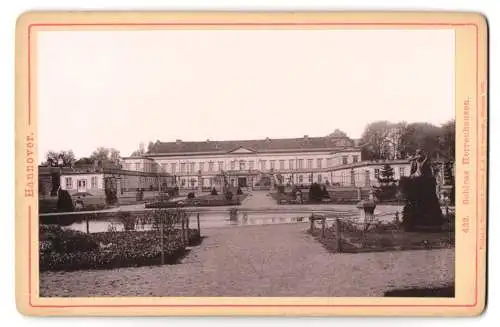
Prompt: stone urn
<box><xmin>356</xmin><ymin>200</ymin><xmax>377</xmax><ymax>226</ymax></box>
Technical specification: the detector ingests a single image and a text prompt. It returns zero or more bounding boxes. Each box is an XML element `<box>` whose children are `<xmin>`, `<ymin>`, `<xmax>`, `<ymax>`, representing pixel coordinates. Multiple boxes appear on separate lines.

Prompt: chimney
<box><xmin>206</xmin><ymin>139</ymin><xmax>210</xmax><ymax>143</ymax></box>
<box><xmin>176</xmin><ymin>139</ymin><xmax>182</xmax><ymax>144</ymax></box>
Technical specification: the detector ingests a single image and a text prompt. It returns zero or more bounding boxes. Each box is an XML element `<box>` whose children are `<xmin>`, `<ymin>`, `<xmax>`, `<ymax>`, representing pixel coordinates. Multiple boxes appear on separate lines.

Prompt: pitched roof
<box><xmin>146</xmin><ymin>136</ymin><xmax>357</xmax><ymax>155</ymax></box>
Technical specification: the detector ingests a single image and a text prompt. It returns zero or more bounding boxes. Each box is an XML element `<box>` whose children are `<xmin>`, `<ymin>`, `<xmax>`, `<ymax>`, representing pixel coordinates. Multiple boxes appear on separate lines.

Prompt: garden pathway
<box><xmin>239</xmin><ymin>190</ymin><xmax>279</xmax><ymax>209</ymax></box>
<box><xmin>40</xmin><ymin>223</ymin><xmax>454</xmax><ymax>297</ymax></box>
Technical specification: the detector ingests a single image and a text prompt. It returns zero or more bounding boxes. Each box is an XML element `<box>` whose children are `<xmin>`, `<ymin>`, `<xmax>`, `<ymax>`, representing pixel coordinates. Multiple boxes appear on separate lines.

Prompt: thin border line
<box><xmin>27</xmin><ymin>21</ymin><xmax>481</xmax><ymax>309</ymax></box>
<box><xmin>474</xmin><ymin>24</ymin><xmax>478</xmax><ymax>307</ymax></box>
<box><xmin>29</xmin><ymin>22</ymin><xmax>476</xmax><ymax>27</ymax></box>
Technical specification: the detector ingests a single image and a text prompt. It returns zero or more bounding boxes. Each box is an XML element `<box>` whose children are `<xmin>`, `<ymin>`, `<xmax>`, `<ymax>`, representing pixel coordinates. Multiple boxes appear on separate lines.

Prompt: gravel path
<box><xmin>40</xmin><ymin>223</ymin><xmax>454</xmax><ymax>297</ymax></box>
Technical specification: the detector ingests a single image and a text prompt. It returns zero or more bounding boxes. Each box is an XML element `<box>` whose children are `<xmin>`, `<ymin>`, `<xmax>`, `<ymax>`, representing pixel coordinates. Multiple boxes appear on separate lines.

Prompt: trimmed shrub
<box><xmin>277</xmin><ymin>185</ymin><xmax>285</xmax><ymax>194</ymax></box>
<box><xmin>308</xmin><ymin>183</ymin><xmax>324</xmax><ymax>203</ymax></box>
<box><xmin>225</xmin><ymin>191</ymin><xmax>233</xmax><ymax>201</ymax></box>
<box><xmin>211</xmin><ymin>188</ymin><xmax>218</xmax><ymax>195</ymax></box>
<box><xmin>57</xmin><ymin>189</ymin><xmax>74</xmax><ymax>212</ymax></box>
<box><xmin>187</xmin><ymin>192</ymin><xmax>195</xmax><ymax>199</ymax></box>
<box><xmin>236</xmin><ymin>187</ymin><xmax>243</xmax><ymax>195</ymax></box>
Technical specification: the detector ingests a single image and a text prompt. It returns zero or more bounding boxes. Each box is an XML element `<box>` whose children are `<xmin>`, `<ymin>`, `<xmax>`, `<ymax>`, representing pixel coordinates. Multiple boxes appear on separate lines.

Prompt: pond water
<box><xmin>60</xmin><ymin>211</ymin><xmax>317</xmax><ymax>234</ymax></box>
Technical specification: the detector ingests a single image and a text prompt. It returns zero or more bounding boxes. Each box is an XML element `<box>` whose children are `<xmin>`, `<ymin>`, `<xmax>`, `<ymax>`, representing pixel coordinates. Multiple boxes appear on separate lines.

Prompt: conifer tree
<box><xmin>373</xmin><ymin>164</ymin><xmax>398</xmax><ymax>202</ymax></box>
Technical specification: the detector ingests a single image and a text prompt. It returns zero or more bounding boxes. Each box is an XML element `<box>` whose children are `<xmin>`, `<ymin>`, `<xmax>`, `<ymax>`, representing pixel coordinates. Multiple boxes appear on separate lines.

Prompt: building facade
<box><xmin>121</xmin><ymin>135</ymin><xmax>415</xmax><ymax>190</ymax></box>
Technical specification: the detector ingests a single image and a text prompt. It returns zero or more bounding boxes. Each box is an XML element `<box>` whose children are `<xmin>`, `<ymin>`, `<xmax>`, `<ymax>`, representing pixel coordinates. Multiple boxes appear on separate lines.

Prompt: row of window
<box><xmin>124</xmin><ymin>162</ymin><xmax>157</xmax><ymax>172</ymax></box>
<box><xmin>65</xmin><ymin>176</ymin><xmax>98</xmax><ymax>189</ymax></box>
<box><xmin>173</xmin><ymin>174</ymin><xmax>329</xmax><ymax>187</ymax></box>
<box><xmin>153</xmin><ymin>155</ymin><xmax>360</xmax><ymax>175</ymax></box>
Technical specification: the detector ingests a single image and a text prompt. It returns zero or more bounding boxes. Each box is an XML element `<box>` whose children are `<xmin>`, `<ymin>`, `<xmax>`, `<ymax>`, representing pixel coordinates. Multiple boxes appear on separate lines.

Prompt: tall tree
<box><xmin>328</xmin><ymin>129</ymin><xmax>348</xmax><ymax>138</ymax></box>
<box><xmin>399</xmin><ymin>122</ymin><xmax>443</xmax><ymax>159</ymax></box>
<box><xmin>130</xmin><ymin>142</ymin><xmax>146</xmax><ymax>156</ymax></box>
<box><xmin>439</xmin><ymin>119</ymin><xmax>455</xmax><ymax>161</ymax></box>
<box><xmin>90</xmin><ymin>147</ymin><xmax>121</xmax><ymax>166</ymax></box>
<box><xmin>109</xmin><ymin>148</ymin><xmax>121</xmax><ymax>164</ymax></box>
<box><xmin>43</xmin><ymin>150</ymin><xmax>76</xmax><ymax>167</ymax></box>
<box><xmin>90</xmin><ymin>147</ymin><xmax>110</xmax><ymax>162</ymax></box>
<box><xmin>359</xmin><ymin>121</ymin><xmax>393</xmax><ymax>160</ymax></box>
<box><xmin>383</xmin><ymin>122</ymin><xmax>407</xmax><ymax>159</ymax></box>
<box><xmin>146</xmin><ymin>141</ymin><xmax>156</xmax><ymax>153</ymax></box>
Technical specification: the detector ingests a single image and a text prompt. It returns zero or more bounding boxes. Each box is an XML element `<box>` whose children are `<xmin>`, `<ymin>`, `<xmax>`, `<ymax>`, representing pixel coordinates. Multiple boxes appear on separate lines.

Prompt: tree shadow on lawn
<box><xmin>384</xmin><ymin>285</ymin><xmax>455</xmax><ymax>297</ymax></box>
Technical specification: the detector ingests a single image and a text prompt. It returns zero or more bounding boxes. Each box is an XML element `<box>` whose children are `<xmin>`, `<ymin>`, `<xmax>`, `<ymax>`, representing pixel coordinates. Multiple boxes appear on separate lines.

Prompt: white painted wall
<box><xmin>60</xmin><ymin>173</ymin><xmax>104</xmax><ymax>192</ymax></box>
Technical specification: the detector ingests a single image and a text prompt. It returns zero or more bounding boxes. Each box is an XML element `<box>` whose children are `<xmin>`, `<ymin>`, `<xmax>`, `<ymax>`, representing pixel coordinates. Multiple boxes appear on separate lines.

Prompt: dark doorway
<box><xmin>238</xmin><ymin>177</ymin><xmax>247</xmax><ymax>188</ymax></box>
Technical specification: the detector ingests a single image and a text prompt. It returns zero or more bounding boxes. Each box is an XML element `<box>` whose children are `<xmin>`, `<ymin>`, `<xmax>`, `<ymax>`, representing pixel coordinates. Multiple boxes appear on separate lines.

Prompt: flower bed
<box><xmin>39</xmin><ymin>225</ymin><xmax>201</xmax><ymax>272</ymax></box>
<box><xmin>308</xmin><ymin>220</ymin><xmax>454</xmax><ymax>253</ymax></box>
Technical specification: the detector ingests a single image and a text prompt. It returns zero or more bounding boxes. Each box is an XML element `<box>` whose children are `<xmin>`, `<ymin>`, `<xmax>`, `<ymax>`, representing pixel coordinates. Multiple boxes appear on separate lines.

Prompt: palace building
<box><xmin>120</xmin><ymin>134</ymin><xmax>412</xmax><ymax>191</ymax></box>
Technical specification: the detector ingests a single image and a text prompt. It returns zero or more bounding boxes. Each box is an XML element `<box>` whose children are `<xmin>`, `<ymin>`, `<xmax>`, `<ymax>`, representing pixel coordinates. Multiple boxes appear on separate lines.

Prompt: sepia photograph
<box><xmin>36</xmin><ymin>25</ymin><xmax>456</xmax><ymax>298</ymax></box>
<box><xmin>14</xmin><ymin>11</ymin><xmax>487</xmax><ymax>316</ymax></box>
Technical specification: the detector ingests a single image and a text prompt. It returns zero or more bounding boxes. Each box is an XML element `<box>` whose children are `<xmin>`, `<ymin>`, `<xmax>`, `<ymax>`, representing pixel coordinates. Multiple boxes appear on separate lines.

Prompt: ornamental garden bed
<box><xmin>146</xmin><ymin>193</ymin><xmax>248</xmax><ymax>208</ymax></box>
<box><xmin>39</xmin><ymin>225</ymin><xmax>201</xmax><ymax>272</ymax></box>
<box><xmin>270</xmin><ymin>192</ymin><xmax>341</xmax><ymax>205</ymax></box>
<box><xmin>308</xmin><ymin>219</ymin><xmax>454</xmax><ymax>253</ymax></box>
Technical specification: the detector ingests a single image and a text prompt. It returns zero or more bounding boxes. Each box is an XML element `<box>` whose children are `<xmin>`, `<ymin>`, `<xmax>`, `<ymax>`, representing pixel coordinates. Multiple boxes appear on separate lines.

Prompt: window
<box><xmin>317</xmin><ymin>174</ymin><xmax>322</xmax><ymax>183</ymax></box>
<box><xmin>260</xmin><ymin>160</ymin><xmax>267</xmax><ymax>170</ymax></box>
<box><xmin>299</xmin><ymin>175</ymin><xmax>303</xmax><ymax>183</ymax></box>
<box><xmin>65</xmin><ymin>177</ymin><xmax>73</xmax><ymax>189</ymax></box>
<box><xmin>307</xmin><ymin>159</ymin><xmax>313</xmax><ymax>169</ymax></box>
<box><xmin>180</xmin><ymin>163</ymin><xmax>186</xmax><ymax>173</ymax></box>
<box><xmin>308</xmin><ymin>174</ymin><xmax>313</xmax><ymax>183</ymax></box>
<box><xmin>171</xmin><ymin>163</ymin><xmax>177</xmax><ymax>174</ymax></box>
<box><xmin>91</xmin><ymin>176</ymin><xmax>98</xmax><ymax>188</ymax></box>
<box><xmin>189</xmin><ymin>162</ymin><xmax>195</xmax><ymax>173</ymax></box>
<box><xmin>374</xmin><ymin>168</ymin><xmax>380</xmax><ymax>179</ymax></box>
<box><xmin>218</xmin><ymin>161</ymin><xmax>224</xmax><ymax>171</ymax></box>
<box><xmin>238</xmin><ymin>160</ymin><xmax>245</xmax><ymax>171</ymax></box>
<box><xmin>209</xmin><ymin>161</ymin><xmax>214</xmax><ymax>172</ymax></box>
<box><xmin>353</xmin><ymin>155</ymin><xmax>359</xmax><ymax>163</ymax></box>
<box><xmin>135</xmin><ymin>162</ymin><xmax>140</xmax><ymax>171</ymax></box>
<box><xmin>181</xmin><ymin>179</ymin><xmax>186</xmax><ymax>186</ymax></box>
<box><xmin>399</xmin><ymin>167</ymin><xmax>405</xmax><ymax>177</ymax></box>
<box><xmin>342</xmin><ymin>156</ymin><xmax>348</xmax><ymax>165</ymax></box>
<box><xmin>289</xmin><ymin>159</ymin><xmax>294</xmax><ymax>170</ymax></box>
<box><xmin>230</xmin><ymin>161</ymin><xmax>236</xmax><ymax>170</ymax></box>
<box><xmin>199</xmin><ymin>162</ymin><xmax>205</xmax><ymax>172</ymax></box>
<box><xmin>327</xmin><ymin>158</ymin><xmax>333</xmax><ymax>167</ymax></box>
<box><xmin>161</xmin><ymin>163</ymin><xmax>167</xmax><ymax>172</ymax></box>
<box><xmin>297</xmin><ymin>159</ymin><xmax>304</xmax><ymax>169</ymax></box>
<box><xmin>270</xmin><ymin>160</ymin><xmax>275</xmax><ymax>170</ymax></box>
<box><xmin>249</xmin><ymin>160</ymin><xmax>255</xmax><ymax>170</ymax></box>
<box><xmin>279</xmin><ymin>160</ymin><xmax>285</xmax><ymax>170</ymax></box>
<box><xmin>317</xmin><ymin>158</ymin><xmax>323</xmax><ymax>168</ymax></box>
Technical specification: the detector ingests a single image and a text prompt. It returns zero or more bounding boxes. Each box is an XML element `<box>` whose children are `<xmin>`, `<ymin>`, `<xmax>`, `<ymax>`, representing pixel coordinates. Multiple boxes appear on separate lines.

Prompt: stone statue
<box><xmin>400</xmin><ymin>149</ymin><xmax>443</xmax><ymax>231</ymax></box>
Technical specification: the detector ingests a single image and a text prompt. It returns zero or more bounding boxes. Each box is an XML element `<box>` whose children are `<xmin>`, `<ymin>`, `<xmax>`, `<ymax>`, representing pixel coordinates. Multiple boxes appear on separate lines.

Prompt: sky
<box><xmin>37</xmin><ymin>28</ymin><xmax>455</xmax><ymax>161</ymax></box>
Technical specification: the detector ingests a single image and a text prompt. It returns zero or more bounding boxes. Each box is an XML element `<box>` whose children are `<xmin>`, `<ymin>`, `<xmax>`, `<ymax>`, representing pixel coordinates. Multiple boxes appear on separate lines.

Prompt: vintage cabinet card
<box><xmin>15</xmin><ymin>11</ymin><xmax>488</xmax><ymax>316</ymax></box>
